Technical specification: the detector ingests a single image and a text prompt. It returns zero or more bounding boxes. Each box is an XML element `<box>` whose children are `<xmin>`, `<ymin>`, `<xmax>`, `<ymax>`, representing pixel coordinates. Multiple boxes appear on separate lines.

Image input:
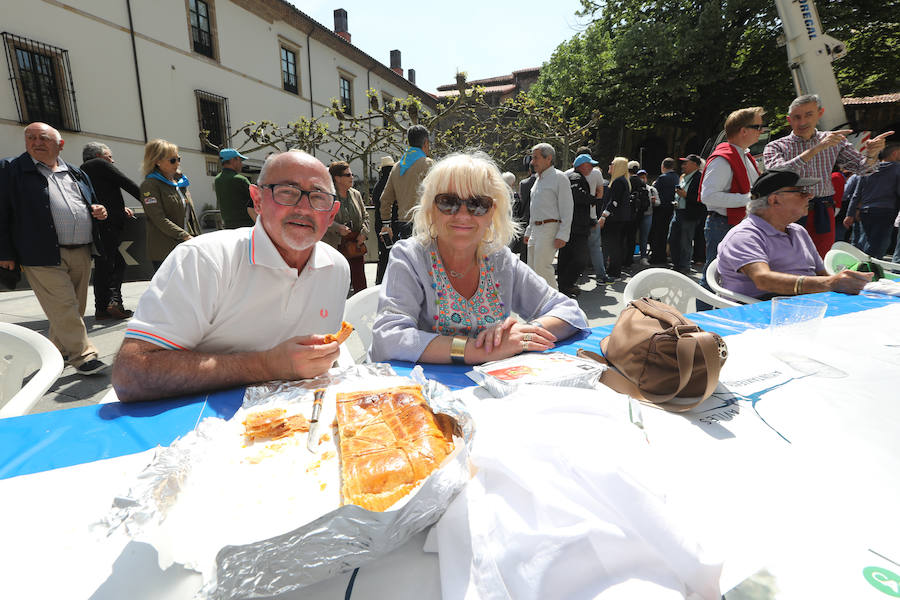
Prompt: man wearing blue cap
<box><xmin>215</xmin><ymin>148</ymin><xmax>255</xmax><ymax>229</ymax></box>
<box><xmin>557</xmin><ymin>153</ymin><xmax>601</xmax><ymax>297</ymax></box>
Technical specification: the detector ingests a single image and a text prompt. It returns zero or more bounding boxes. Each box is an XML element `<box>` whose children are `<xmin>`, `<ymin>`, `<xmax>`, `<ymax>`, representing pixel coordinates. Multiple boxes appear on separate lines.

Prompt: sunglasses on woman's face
<box><xmin>434</xmin><ymin>193</ymin><xmax>494</xmax><ymax>216</ymax></box>
<box><xmin>167</xmin><ymin>156</ymin><xmax>182</xmax><ymax>164</ymax></box>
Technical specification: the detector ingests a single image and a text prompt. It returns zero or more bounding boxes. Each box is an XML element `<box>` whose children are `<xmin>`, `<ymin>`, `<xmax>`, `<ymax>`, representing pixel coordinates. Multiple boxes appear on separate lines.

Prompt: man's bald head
<box><xmin>24</xmin><ymin>122</ymin><xmax>64</xmax><ymax>166</ymax></box>
<box><xmin>258</xmin><ymin>150</ymin><xmax>334</xmax><ymax>194</ymax></box>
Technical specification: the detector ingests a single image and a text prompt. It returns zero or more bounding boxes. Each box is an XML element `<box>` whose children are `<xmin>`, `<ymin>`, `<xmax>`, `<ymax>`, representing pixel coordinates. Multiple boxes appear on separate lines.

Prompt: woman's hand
<box><xmin>473</xmin><ymin>317</ymin><xmax>556</xmax><ymax>355</ymax></box>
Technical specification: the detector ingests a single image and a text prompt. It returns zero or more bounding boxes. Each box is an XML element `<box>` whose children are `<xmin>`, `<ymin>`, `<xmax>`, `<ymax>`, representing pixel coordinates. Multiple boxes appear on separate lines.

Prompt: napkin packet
<box><xmin>469</xmin><ymin>351</ymin><xmax>607</xmax><ymax>398</ymax></box>
<box><xmin>95</xmin><ymin>364</ymin><xmax>474</xmax><ymax>600</ymax></box>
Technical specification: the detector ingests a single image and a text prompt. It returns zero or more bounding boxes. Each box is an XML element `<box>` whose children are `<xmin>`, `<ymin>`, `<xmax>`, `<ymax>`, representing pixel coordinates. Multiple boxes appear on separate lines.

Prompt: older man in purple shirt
<box><xmin>717</xmin><ymin>168</ymin><xmax>873</xmax><ymax>299</ymax></box>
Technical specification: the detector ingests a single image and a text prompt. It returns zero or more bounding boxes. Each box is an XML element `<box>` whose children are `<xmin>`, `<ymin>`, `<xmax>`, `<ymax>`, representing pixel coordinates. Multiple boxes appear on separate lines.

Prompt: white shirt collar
<box><xmin>248</xmin><ymin>219</ymin><xmax>338</xmax><ymax>274</ymax></box>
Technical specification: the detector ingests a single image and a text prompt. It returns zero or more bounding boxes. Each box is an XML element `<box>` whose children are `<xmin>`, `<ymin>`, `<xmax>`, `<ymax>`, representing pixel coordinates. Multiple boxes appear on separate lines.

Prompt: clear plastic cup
<box><xmin>770</xmin><ymin>296</ymin><xmax>827</xmax><ymax>339</ymax></box>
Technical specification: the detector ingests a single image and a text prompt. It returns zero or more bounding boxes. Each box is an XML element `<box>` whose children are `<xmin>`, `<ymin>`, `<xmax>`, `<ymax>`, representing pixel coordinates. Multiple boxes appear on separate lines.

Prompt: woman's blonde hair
<box><xmin>609</xmin><ymin>156</ymin><xmax>631</xmax><ymax>191</ymax></box>
<box><xmin>141</xmin><ymin>139</ymin><xmax>178</xmax><ymax>176</ymax></box>
<box><xmin>412</xmin><ymin>151</ymin><xmax>520</xmax><ymax>255</ymax></box>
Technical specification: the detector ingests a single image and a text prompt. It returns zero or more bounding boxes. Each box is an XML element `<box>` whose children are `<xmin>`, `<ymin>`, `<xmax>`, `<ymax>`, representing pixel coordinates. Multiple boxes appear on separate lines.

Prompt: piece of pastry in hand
<box><xmin>336</xmin><ymin>385</ymin><xmax>455</xmax><ymax>512</ymax></box>
<box><xmin>322</xmin><ymin>321</ymin><xmax>354</xmax><ymax>344</ymax></box>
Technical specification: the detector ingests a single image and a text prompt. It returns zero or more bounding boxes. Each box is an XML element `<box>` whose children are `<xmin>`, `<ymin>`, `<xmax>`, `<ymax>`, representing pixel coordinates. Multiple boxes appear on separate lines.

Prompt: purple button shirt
<box><xmin>717</xmin><ymin>214</ymin><xmax>824</xmax><ymax>298</ymax></box>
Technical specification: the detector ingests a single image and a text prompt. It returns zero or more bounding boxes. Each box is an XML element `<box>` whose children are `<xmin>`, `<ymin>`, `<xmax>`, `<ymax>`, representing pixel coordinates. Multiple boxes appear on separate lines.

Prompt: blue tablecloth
<box><xmin>2</xmin><ymin>291</ymin><xmax>897</xmax><ymax>479</ymax></box>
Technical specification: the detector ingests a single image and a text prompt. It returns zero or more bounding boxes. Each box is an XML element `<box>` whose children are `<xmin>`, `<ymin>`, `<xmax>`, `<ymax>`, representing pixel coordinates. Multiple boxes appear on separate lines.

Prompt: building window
<box><xmin>2</xmin><ymin>32</ymin><xmax>80</xmax><ymax>131</ymax></box>
<box><xmin>339</xmin><ymin>75</ymin><xmax>352</xmax><ymax>115</ymax></box>
<box><xmin>188</xmin><ymin>0</ymin><xmax>215</xmax><ymax>59</ymax></box>
<box><xmin>195</xmin><ymin>89</ymin><xmax>230</xmax><ymax>154</ymax></box>
<box><xmin>281</xmin><ymin>46</ymin><xmax>298</xmax><ymax>94</ymax></box>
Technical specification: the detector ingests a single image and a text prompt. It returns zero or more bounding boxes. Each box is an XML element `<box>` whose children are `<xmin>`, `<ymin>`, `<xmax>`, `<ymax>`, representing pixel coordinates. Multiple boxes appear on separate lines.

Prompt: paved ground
<box><xmin>1</xmin><ymin>260</ymin><xmax>702</xmax><ymax>415</ymax></box>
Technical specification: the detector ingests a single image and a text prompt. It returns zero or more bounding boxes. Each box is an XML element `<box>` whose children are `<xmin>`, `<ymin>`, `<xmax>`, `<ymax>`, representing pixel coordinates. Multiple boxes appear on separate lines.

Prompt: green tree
<box><xmin>818</xmin><ymin>0</ymin><xmax>900</xmax><ymax>97</ymax></box>
<box><xmin>532</xmin><ymin>0</ymin><xmax>897</xmax><ymax>147</ymax></box>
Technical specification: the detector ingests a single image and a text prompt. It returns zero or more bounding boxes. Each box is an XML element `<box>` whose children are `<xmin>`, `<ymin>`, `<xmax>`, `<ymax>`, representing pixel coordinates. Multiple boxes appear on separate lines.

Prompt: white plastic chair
<box><xmin>0</xmin><ymin>323</ymin><xmax>64</xmax><ymax>418</ymax></box>
<box><xmin>340</xmin><ymin>285</ymin><xmax>381</xmax><ymax>364</ymax></box>
<box><xmin>831</xmin><ymin>241</ymin><xmax>900</xmax><ymax>273</ymax></box>
<box><xmin>823</xmin><ymin>249</ymin><xmax>860</xmax><ymax>275</ymax></box>
<box><xmin>706</xmin><ymin>258</ymin><xmax>761</xmax><ymax>305</ymax></box>
<box><xmin>623</xmin><ymin>268</ymin><xmax>738</xmax><ymax>313</ymax></box>
<box><xmin>824</xmin><ymin>248</ymin><xmax>900</xmax><ymax>281</ymax></box>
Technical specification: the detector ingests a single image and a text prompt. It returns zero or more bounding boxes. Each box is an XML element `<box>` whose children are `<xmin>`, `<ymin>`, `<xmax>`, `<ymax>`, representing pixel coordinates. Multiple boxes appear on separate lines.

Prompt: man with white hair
<box><xmin>0</xmin><ymin>122</ymin><xmax>110</xmax><ymax>375</ymax></box>
<box><xmin>112</xmin><ymin>151</ymin><xmax>350</xmax><ymax>402</ymax></box>
<box><xmin>763</xmin><ymin>93</ymin><xmax>893</xmax><ymax>257</ymax></box>
<box><xmin>81</xmin><ymin>141</ymin><xmax>140</xmax><ymax>320</ymax></box>
<box><xmin>717</xmin><ymin>168</ymin><xmax>872</xmax><ymax>299</ymax></box>
<box><xmin>523</xmin><ymin>143</ymin><xmax>573</xmax><ymax>289</ymax></box>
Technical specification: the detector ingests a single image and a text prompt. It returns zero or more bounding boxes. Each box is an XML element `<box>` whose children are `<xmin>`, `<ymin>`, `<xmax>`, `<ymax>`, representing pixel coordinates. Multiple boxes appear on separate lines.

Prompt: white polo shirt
<box><xmin>125</xmin><ymin>220</ymin><xmax>350</xmax><ymax>353</ymax></box>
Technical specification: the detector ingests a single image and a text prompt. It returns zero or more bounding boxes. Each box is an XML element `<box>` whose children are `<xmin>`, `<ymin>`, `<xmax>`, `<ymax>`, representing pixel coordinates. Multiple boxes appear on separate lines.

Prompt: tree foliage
<box><xmin>207</xmin><ymin>73</ymin><xmax>601</xmax><ymax>195</ymax></box>
<box><xmin>820</xmin><ymin>0</ymin><xmax>900</xmax><ymax>97</ymax></box>
<box><xmin>530</xmin><ymin>0</ymin><xmax>898</xmax><ymax>148</ymax></box>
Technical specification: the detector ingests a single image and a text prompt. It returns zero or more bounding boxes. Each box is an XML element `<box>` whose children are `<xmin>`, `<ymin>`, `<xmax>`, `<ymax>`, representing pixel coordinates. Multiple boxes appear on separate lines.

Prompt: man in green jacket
<box><xmin>215</xmin><ymin>148</ymin><xmax>255</xmax><ymax>229</ymax></box>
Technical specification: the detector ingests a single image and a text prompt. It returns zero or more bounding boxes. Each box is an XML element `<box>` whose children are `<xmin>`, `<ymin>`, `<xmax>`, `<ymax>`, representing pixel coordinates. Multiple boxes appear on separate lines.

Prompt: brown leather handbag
<box><xmin>577</xmin><ymin>297</ymin><xmax>728</xmax><ymax>412</ymax></box>
<box><xmin>338</xmin><ymin>232</ymin><xmax>367</xmax><ymax>259</ymax></box>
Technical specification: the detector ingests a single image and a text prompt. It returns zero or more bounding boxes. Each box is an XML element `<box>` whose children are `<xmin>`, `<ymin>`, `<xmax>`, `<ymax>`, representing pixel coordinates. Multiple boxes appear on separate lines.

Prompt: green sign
<box><xmin>863</xmin><ymin>566</ymin><xmax>900</xmax><ymax>597</ymax></box>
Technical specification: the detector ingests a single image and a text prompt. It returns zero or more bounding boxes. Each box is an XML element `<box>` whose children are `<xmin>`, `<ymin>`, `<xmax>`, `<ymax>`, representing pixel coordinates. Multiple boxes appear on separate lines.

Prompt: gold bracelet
<box><xmin>450</xmin><ymin>335</ymin><xmax>467</xmax><ymax>365</ymax></box>
<box><xmin>794</xmin><ymin>275</ymin><xmax>805</xmax><ymax>295</ymax></box>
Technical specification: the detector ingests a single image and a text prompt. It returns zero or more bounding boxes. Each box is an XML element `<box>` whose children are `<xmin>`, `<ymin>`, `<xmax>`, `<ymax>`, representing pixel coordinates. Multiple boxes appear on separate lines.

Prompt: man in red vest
<box><xmin>698</xmin><ymin>107</ymin><xmax>765</xmax><ymax>292</ymax></box>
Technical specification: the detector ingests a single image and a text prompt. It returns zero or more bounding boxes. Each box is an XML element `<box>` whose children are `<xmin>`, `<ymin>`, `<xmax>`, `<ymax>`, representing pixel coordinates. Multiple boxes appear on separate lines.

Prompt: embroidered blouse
<box><xmin>370</xmin><ymin>238</ymin><xmax>589</xmax><ymax>362</ymax></box>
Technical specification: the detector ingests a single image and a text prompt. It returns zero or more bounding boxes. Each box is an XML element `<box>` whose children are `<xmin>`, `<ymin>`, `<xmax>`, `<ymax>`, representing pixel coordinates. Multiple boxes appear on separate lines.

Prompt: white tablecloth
<box><xmin>3</xmin><ymin>305</ymin><xmax>900</xmax><ymax>599</ymax></box>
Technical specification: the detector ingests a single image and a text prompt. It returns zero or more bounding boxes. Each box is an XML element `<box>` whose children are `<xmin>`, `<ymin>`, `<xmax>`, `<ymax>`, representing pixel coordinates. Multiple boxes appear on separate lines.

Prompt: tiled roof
<box><xmin>435</xmin><ymin>67</ymin><xmax>541</xmax><ymax>91</ymax></box>
<box><xmin>843</xmin><ymin>93</ymin><xmax>900</xmax><ymax>105</ymax></box>
<box><xmin>434</xmin><ymin>83</ymin><xmax>517</xmax><ymax>98</ymax></box>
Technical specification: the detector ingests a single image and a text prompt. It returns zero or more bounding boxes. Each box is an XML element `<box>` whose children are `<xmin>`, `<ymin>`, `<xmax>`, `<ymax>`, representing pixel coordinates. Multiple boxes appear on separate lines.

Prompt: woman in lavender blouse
<box><xmin>370</xmin><ymin>152</ymin><xmax>589</xmax><ymax>365</ymax></box>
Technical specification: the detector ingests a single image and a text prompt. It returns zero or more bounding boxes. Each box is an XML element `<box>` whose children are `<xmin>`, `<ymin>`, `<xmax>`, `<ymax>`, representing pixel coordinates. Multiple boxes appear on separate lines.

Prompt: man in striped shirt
<box><xmin>763</xmin><ymin>93</ymin><xmax>894</xmax><ymax>257</ymax></box>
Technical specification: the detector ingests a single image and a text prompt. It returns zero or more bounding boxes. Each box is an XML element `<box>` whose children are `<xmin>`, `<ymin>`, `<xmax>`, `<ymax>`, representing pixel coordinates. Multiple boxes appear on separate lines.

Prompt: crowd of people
<box><xmin>0</xmin><ymin>92</ymin><xmax>895</xmax><ymax>389</ymax></box>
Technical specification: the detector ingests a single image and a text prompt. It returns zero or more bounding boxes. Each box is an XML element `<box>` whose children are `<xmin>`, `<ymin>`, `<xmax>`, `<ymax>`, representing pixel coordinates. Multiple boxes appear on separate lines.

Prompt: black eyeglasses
<box><xmin>746</xmin><ymin>124</ymin><xmax>769</xmax><ymax>131</ymax></box>
<box><xmin>261</xmin><ymin>183</ymin><xmax>337</xmax><ymax>211</ymax></box>
<box><xmin>434</xmin><ymin>193</ymin><xmax>494</xmax><ymax>216</ymax></box>
<box><xmin>168</xmin><ymin>156</ymin><xmax>182</xmax><ymax>164</ymax></box>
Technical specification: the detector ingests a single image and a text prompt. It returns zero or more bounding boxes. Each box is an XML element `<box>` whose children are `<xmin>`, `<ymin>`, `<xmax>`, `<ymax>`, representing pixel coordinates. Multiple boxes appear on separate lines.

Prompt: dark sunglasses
<box><xmin>434</xmin><ymin>193</ymin><xmax>494</xmax><ymax>216</ymax></box>
<box><xmin>167</xmin><ymin>156</ymin><xmax>182</xmax><ymax>164</ymax></box>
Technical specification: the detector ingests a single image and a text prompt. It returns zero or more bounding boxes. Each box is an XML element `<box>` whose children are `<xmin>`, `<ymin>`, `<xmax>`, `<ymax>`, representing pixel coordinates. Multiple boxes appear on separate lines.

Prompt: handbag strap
<box><xmin>577</xmin><ymin>330</ymin><xmax>722</xmax><ymax>412</ymax></box>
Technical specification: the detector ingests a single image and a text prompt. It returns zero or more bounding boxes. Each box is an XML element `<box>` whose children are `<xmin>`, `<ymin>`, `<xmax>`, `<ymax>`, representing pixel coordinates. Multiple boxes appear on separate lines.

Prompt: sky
<box><xmin>291</xmin><ymin>0</ymin><xmax>593</xmax><ymax>93</ymax></box>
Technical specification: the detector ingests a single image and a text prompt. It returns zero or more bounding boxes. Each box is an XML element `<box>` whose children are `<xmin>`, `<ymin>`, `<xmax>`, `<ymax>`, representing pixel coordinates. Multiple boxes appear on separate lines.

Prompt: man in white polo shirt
<box><xmin>112</xmin><ymin>151</ymin><xmax>350</xmax><ymax>402</ymax></box>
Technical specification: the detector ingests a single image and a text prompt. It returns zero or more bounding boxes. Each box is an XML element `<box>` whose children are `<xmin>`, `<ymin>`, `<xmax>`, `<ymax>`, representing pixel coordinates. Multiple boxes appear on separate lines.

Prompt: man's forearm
<box><xmin>112</xmin><ymin>342</ymin><xmax>273</xmax><ymax>402</ymax></box>
<box><xmin>748</xmin><ymin>271</ymin><xmax>839</xmax><ymax>296</ymax></box>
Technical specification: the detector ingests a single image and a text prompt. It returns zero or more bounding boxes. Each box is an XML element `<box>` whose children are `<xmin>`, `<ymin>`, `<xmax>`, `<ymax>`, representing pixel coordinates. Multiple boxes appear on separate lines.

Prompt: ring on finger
<box><xmin>522</xmin><ymin>340</ymin><xmax>528</xmax><ymax>351</ymax></box>
<box><xmin>524</xmin><ymin>333</ymin><xmax>533</xmax><ymax>342</ymax></box>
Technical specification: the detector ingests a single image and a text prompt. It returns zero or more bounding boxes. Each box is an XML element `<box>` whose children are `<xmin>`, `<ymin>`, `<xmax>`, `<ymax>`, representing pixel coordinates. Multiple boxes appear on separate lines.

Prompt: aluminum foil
<box><xmin>241</xmin><ymin>362</ymin><xmax>396</xmax><ymax>408</ymax></box>
<box><xmin>209</xmin><ymin>446</ymin><xmax>468</xmax><ymax>599</ymax></box>
<box><xmin>96</xmin><ymin>364</ymin><xmax>474</xmax><ymax>599</ymax></box>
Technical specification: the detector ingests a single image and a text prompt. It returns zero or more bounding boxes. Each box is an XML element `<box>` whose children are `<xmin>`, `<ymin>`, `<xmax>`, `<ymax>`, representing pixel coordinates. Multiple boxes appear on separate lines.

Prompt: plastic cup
<box><xmin>770</xmin><ymin>296</ymin><xmax>827</xmax><ymax>339</ymax></box>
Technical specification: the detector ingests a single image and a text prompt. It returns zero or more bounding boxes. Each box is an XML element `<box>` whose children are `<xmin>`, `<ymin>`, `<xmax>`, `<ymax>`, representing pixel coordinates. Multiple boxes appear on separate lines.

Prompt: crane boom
<box><xmin>774</xmin><ymin>0</ymin><xmax>850</xmax><ymax>130</ymax></box>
